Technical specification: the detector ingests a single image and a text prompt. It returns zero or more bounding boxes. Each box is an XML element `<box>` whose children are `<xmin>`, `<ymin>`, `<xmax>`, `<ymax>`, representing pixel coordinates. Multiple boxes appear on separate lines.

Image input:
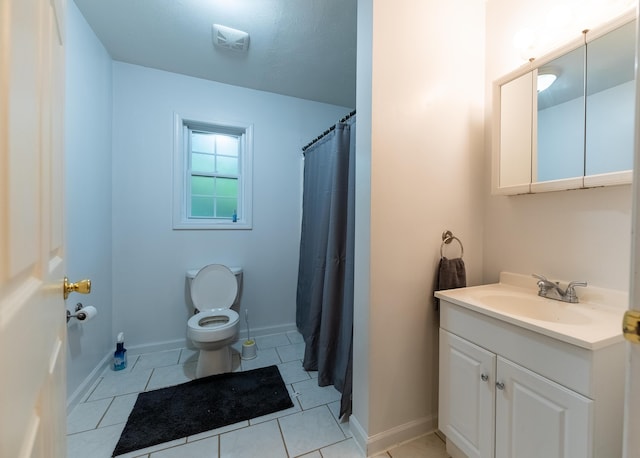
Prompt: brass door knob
<box><xmin>63</xmin><ymin>277</ymin><xmax>91</xmax><ymax>300</ymax></box>
<box><xmin>623</xmin><ymin>309</ymin><xmax>640</xmax><ymax>344</ymax></box>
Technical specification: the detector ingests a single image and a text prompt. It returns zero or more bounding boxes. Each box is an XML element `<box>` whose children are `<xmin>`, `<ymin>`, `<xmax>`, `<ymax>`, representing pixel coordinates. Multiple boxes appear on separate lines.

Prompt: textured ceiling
<box><xmin>74</xmin><ymin>0</ymin><xmax>357</xmax><ymax>108</ymax></box>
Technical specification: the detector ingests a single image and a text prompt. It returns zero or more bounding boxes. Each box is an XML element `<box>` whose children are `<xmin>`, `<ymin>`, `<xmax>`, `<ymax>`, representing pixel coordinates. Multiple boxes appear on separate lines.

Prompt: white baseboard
<box><xmin>350</xmin><ymin>414</ymin><xmax>438</xmax><ymax>457</ymax></box>
<box><xmin>125</xmin><ymin>323</ymin><xmax>299</xmax><ymax>355</ymax></box>
<box><xmin>66</xmin><ymin>351</ymin><xmax>112</xmax><ymax>413</ymax></box>
<box><xmin>126</xmin><ymin>338</ymin><xmax>190</xmax><ymax>356</ymax></box>
<box><xmin>349</xmin><ymin>415</ymin><xmax>369</xmax><ymax>455</ymax></box>
<box><xmin>244</xmin><ymin>322</ymin><xmax>298</xmax><ymax>339</ymax></box>
<box><xmin>446</xmin><ymin>436</ymin><xmax>467</xmax><ymax>458</ymax></box>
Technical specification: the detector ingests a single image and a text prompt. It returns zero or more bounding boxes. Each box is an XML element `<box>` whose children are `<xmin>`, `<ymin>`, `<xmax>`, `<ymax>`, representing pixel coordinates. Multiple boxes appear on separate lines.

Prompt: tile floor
<box><xmin>67</xmin><ymin>331</ymin><xmax>449</xmax><ymax>458</ymax></box>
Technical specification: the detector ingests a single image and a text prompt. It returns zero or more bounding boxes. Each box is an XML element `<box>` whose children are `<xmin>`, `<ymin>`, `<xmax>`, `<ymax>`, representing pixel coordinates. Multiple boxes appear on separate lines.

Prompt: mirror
<box><xmin>493</xmin><ymin>12</ymin><xmax>636</xmax><ymax>195</ymax></box>
<box><xmin>536</xmin><ymin>46</ymin><xmax>585</xmax><ymax>183</ymax></box>
<box><xmin>585</xmin><ymin>20</ymin><xmax>635</xmax><ymax>178</ymax></box>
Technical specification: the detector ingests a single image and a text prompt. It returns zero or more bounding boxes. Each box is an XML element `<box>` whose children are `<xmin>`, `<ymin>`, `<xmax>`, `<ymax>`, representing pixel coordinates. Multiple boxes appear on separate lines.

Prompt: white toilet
<box><xmin>186</xmin><ymin>264</ymin><xmax>242</xmax><ymax>378</ymax></box>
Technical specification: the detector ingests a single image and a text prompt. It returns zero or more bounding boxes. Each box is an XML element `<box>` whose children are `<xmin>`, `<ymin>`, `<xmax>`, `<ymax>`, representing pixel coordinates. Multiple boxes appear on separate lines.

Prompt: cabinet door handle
<box><xmin>481</xmin><ymin>373</ymin><xmax>489</xmax><ymax>382</ymax></box>
<box><xmin>496</xmin><ymin>381</ymin><xmax>505</xmax><ymax>390</ymax></box>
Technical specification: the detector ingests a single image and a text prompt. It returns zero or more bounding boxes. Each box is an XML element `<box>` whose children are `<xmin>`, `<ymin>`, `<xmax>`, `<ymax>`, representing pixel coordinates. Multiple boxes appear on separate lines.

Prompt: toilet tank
<box><xmin>186</xmin><ymin>266</ymin><xmax>243</xmax><ymax>307</ymax></box>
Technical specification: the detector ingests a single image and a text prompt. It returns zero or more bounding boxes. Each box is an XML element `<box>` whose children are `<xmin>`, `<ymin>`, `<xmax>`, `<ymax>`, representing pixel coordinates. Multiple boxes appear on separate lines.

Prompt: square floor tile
<box><xmin>278</xmin><ymin>405</ymin><xmax>345</xmax><ymax>456</ymax></box>
<box><xmin>239</xmin><ymin>347</ymin><xmax>281</xmax><ymax>371</ymax></box>
<box><xmin>249</xmin><ymin>387</ymin><xmax>301</xmax><ymax>425</ymax></box>
<box><xmin>276</xmin><ymin>342</ymin><xmax>305</xmax><ymax>363</ymax></box>
<box><xmin>116</xmin><ymin>437</ymin><xmax>187</xmax><ymax>458</ymax></box>
<box><xmin>88</xmin><ymin>369</ymin><xmax>153</xmax><ymax>401</ymax></box>
<box><xmin>79</xmin><ymin>376</ymin><xmax>104</xmax><ymax>403</ymax></box>
<box><xmin>277</xmin><ymin>360</ymin><xmax>311</xmax><ymax>384</ymax></box>
<box><xmin>255</xmin><ymin>333</ymin><xmax>290</xmax><ymax>349</ymax></box>
<box><xmin>99</xmin><ymin>393</ymin><xmax>138</xmax><ymax>427</ymax></box>
<box><xmin>328</xmin><ymin>401</ymin><xmax>352</xmax><ymax>438</ymax></box>
<box><xmin>286</xmin><ymin>330</ymin><xmax>304</xmax><ymax>344</ymax></box>
<box><xmin>135</xmin><ymin>349</ymin><xmax>181</xmax><ymax>370</ymax></box>
<box><xmin>67</xmin><ymin>398</ymin><xmax>112</xmax><ymax>434</ymax></box>
<box><xmin>146</xmin><ymin>362</ymin><xmax>196</xmax><ymax>391</ymax></box>
<box><xmin>299</xmin><ymin>452</ymin><xmax>322</xmax><ymax>458</ymax></box>
<box><xmin>101</xmin><ymin>356</ymin><xmax>140</xmax><ymax>378</ymax></box>
<box><xmin>150</xmin><ymin>435</ymin><xmax>218</xmax><ymax>458</ymax></box>
<box><xmin>292</xmin><ymin>378</ymin><xmax>341</xmax><ymax>410</ymax></box>
<box><xmin>179</xmin><ymin>348</ymin><xmax>199</xmax><ymax>364</ymax></box>
<box><xmin>388</xmin><ymin>433</ymin><xmax>448</xmax><ymax>458</ymax></box>
<box><xmin>67</xmin><ymin>423</ymin><xmax>126</xmax><ymax>458</ymax></box>
<box><xmin>230</xmin><ymin>340</ymin><xmax>244</xmax><ymax>354</ymax></box>
<box><xmin>187</xmin><ymin>420</ymin><xmax>248</xmax><ymax>442</ymax></box>
<box><xmin>320</xmin><ymin>438</ymin><xmax>363</xmax><ymax>458</ymax></box>
<box><xmin>220</xmin><ymin>420</ymin><xmax>287</xmax><ymax>457</ymax></box>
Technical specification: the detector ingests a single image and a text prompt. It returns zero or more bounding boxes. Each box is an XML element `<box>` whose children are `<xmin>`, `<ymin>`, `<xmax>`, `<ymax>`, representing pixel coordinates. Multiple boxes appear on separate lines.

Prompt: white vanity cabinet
<box><xmin>439</xmin><ymin>330</ymin><xmax>496</xmax><ymax>458</ymax></box>
<box><xmin>438</xmin><ymin>298</ymin><xmax>624</xmax><ymax>458</ymax></box>
<box><xmin>494</xmin><ymin>357</ymin><xmax>591</xmax><ymax>458</ymax></box>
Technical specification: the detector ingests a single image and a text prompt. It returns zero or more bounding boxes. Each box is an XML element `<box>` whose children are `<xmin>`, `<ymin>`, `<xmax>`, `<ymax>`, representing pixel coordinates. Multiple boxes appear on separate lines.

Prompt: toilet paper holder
<box><xmin>67</xmin><ymin>302</ymin><xmax>94</xmax><ymax>323</ymax></box>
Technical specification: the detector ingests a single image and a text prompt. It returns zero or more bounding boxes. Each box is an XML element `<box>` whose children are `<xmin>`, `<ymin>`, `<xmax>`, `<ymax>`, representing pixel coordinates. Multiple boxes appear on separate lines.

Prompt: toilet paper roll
<box><xmin>77</xmin><ymin>305</ymin><xmax>98</xmax><ymax>322</ymax></box>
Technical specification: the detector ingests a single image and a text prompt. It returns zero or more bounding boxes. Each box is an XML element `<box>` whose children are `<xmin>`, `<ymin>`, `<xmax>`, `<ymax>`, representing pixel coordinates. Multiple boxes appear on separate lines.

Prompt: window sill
<box><xmin>173</xmin><ymin>220</ymin><xmax>252</xmax><ymax>230</ymax></box>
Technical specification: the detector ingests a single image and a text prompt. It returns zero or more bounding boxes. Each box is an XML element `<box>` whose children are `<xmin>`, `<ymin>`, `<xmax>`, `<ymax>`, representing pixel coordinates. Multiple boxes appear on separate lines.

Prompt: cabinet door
<box><xmin>439</xmin><ymin>330</ymin><xmax>496</xmax><ymax>458</ymax></box>
<box><xmin>494</xmin><ymin>72</ymin><xmax>533</xmax><ymax>195</ymax></box>
<box><xmin>495</xmin><ymin>357</ymin><xmax>593</xmax><ymax>458</ymax></box>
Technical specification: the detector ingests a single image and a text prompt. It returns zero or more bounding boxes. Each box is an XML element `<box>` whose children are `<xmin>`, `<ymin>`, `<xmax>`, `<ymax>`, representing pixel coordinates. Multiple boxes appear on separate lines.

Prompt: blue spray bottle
<box><xmin>113</xmin><ymin>332</ymin><xmax>127</xmax><ymax>371</ymax></box>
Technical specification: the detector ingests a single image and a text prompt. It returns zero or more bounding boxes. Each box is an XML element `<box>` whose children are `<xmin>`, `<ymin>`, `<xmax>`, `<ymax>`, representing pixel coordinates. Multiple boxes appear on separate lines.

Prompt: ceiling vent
<box><xmin>212</xmin><ymin>24</ymin><xmax>250</xmax><ymax>53</ymax></box>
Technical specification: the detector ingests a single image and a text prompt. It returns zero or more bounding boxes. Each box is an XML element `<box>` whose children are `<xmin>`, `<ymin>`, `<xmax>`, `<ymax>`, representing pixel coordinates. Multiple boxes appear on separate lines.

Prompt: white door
<box><xmin>623</xmin><ymin>3</ymin><xmax>640</xmax><ymax>455</ymax></box>
<box><xmin>0</xmin><ymin>0</ymin><xmax>69</xmax><ymax>456</ymax></box>
<box><xmin>439</xmin><ymin>330</ymin><xmax>496</xmax><ymax>458</ymax></box>
<box><xmin>495</xmin><ymin>357</ymin><xmax>593</xmax><ymax>458</ymax></box>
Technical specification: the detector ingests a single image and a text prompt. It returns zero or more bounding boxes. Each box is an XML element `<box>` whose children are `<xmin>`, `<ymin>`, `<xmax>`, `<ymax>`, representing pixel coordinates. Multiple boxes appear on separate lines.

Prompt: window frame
<box><xmin>173</xmin><ymin>113</ymin><xmax>253</xmax><ymax>230</ymax></box>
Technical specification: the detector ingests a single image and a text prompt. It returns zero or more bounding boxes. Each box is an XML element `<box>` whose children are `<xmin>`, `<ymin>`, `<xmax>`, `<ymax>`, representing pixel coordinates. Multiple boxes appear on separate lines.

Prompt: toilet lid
<box><xmin>191</xmin><ymin>264</ymin><xmax>238</xmax><ymax>310</ymax></box>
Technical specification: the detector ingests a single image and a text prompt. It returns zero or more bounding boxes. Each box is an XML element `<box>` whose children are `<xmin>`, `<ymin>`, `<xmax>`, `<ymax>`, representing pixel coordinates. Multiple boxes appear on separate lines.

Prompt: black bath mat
<box><xmin>112</xmin><ymin>365</ymin><xmax>293</xmax><ymax>456</ymax></box>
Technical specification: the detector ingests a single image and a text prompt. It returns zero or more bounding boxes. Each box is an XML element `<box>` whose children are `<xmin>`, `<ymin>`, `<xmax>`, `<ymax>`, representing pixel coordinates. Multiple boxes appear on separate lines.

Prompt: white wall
<box><xmin>65</xmin><ymin>0</ymin><xmax>114</xmax><ymax>406</ymax></box>
<box><xmin>352</xmin><ymin>0</ymin><xmax>486</xmax><ymax>453</ymax></box>
<box><xmin>111</xmin><ymin>62</ymin><xmax>351</xmax><ymax>349</ymax></box>
<box><xmin>484</xmin><ymin>0</ymin><xmax>634</xmax><ymax>292</ymax></box>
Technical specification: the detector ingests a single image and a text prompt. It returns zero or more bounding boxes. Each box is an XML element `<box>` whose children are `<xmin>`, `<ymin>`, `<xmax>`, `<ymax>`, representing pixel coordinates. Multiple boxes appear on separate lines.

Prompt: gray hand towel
<box><xmin>435</xmin><ymin>257</ymin><xmax>466</xmax><ymax>310</ymax></box>
<box><xmin>438</xmin><ymin>257</ymin><xmax>466</xmax><ymax>291</ymax></box>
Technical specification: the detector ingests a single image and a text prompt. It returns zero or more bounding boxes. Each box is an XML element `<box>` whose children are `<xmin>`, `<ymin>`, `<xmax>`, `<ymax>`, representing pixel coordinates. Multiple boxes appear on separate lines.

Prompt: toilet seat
<box><xmin>187</xmin><ymin>309</ymin><xmax>239</xmax><ymax>343</ymax></box>
<box><xmin>191</xmin><ymin>264</ymin><xmax>237</xmax><ymax>310</ymax></box>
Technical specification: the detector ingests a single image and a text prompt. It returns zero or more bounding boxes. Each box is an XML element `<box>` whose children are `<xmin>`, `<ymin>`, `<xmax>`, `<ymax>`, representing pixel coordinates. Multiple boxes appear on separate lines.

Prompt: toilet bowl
<box><xmin>186</xmin><ymin>264</ymin><xmax>241</xmax><ymax>378</ymax></box>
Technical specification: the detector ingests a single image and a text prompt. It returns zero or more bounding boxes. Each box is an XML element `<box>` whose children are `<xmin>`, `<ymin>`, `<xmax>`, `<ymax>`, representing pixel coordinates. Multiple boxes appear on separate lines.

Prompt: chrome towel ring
<box><xmin>440</xmin><ymin>230</ymin><xmax>464</xmax><ymax>258</ymax></box>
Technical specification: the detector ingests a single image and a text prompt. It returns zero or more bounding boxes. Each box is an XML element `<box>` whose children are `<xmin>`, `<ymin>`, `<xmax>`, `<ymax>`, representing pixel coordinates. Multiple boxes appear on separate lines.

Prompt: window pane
<box><xmin>216</xmin><ymin>135</ymin><xmax>239</xmax><ymax>157</ymax></box>
<box><xmin>191</xmin><ymin>176</ymin><xmax>214</xmax><ymax>196</ymax></box>
<box><xmin>191</xmin><ymin>196</ymin><xmax>214</xmax><ymax>217</ymax></box>
<box><xmin>216</xmin><ymin>197</ymin><xmax>236</xmax><ymax>218</ymax></box>
<box><xmin>191</xmin><ymin>132</ymin><xmax>215</xmax><ymax>153</ymax></box>
<box><xmin>217</xmin><ymin>156</ymin><xmax>238</xmax><ymax>175</ymax></box>
<box><xmin>216</xmin><ymin>178</ymin><xmax>238</xmax><ymax>197</ymax></box>
<box><xmin>192</xmin><ymin>152</ymin><xmax>215</xmax><ymax>173</ymax></box>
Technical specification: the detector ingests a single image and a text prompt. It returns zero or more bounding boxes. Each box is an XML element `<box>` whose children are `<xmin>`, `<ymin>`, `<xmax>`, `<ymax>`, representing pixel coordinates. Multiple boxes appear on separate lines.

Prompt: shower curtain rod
<box><xmin>302</xmin><ymin>109</ymin><xmax>356</xmax><ymax>153</ymax></box>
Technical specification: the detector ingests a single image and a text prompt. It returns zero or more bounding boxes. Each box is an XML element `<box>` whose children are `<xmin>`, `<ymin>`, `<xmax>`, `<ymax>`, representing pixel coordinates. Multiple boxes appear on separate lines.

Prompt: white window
<box><xmin>173</xmin><ymin>114</ymin><xmax>253</xmax><ymax>229</ymax></box>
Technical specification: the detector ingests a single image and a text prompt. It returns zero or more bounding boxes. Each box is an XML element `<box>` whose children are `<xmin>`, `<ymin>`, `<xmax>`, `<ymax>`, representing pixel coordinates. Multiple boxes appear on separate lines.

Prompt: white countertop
<box><xmin>435</xmin><ymin>272</ymin><xmax>627</xmax><ymax>350</ymax></box>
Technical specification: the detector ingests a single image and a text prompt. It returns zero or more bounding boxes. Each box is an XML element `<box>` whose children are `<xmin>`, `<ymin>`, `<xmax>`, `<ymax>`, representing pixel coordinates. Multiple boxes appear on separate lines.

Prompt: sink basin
<box><xmin>474</xmin><ymin>291</ymin><xmax>592</xmax><ymax>325</ymax></box>
<box><xmin>434</xmin><ymin>272</ymin><xmax>627</xmax><ymax>350</ymax></box>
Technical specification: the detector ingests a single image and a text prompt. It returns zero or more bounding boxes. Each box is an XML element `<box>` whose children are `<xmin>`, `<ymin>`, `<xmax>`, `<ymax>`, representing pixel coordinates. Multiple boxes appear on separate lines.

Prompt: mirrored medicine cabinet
<box><xmin>492</xmin><ymin>11</ymin><xmax>636</xmax><ymax>195</ymax></box>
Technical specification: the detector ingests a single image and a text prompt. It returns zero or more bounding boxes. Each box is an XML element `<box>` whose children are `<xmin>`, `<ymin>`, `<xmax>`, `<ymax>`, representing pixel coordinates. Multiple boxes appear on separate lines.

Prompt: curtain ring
<box><xmin>441</xmin><ymin>230</ymin><xmax>464</xmax><ymax>258</ymax></box>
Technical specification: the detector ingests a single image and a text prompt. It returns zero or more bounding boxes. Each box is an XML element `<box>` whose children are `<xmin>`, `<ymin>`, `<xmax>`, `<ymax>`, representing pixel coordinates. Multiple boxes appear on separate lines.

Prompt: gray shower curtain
<box><xmin>296</xmin><ymin>117</ymin><xmax>355</xmax><ymax>418</ymax></box>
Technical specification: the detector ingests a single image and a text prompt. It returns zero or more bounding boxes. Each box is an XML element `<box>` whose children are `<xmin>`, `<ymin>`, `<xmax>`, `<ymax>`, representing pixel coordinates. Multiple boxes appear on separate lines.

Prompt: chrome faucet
<box><xmin>532</xmin><ymin>274</ymin><xmax>587</xmax><ymax>303</ymax></box>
